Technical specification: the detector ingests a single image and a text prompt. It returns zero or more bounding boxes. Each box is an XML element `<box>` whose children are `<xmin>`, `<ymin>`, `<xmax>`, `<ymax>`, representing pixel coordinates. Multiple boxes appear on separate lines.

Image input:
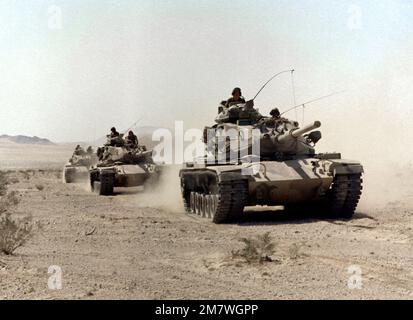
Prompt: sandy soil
<box><xmin>0</xmin><ymin>144</ymin><xmax>412</xmax><ymax>300</ymax></box>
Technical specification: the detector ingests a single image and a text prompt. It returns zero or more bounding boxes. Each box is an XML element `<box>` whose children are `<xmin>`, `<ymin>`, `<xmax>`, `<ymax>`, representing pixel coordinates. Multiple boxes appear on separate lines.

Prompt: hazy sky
<box><xmin>0</xmin><ymin>0</ymin><xmax>412</xmax><ymax>144</ymax></box>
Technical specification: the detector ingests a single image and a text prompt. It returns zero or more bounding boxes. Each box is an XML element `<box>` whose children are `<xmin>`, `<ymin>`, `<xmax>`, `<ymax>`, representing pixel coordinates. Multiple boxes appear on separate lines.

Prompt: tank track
<box><xmin>90</xmin><ymin>171</ymin><xmax>115</xmax><ymax>196</ymax></box>
<box><xmin>328</xmin><ymin>173</ymin><xmax>363</xmax><ymax>218</ymax></box>
<box><xmin>64</xmin><ymin>168</ymin><xmax>74</xmax><ymax>183</ymax></box>
<box><xmin>181</xmin><ymin>175</ymin><xmax>248</xmax><ymax>224</ymax></box>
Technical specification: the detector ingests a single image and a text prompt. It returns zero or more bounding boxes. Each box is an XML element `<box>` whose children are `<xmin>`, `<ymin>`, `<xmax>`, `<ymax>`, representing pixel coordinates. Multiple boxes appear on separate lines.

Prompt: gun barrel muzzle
<box><xmin>291</xmin><ymin>121</ymin><xmax>321</xmax><ymax>138</ymax></box>
<box><xmin>277</xmin><ymin>121</ymin><xmax>321</xmax><ymax>143</ymax></box>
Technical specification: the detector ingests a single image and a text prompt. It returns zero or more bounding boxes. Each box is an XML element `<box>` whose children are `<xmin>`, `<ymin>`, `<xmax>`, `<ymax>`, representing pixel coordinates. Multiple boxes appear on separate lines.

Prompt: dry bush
<box><xmin>0</xmin><ymin>171</ymin><xmax>8</xmax><ymax>196</ymax></box>
<box><xmin>232</xmin><ymin>232</ymin><xmax>277</xmax><ymax>264</ymax></box>
<box><xmin>0</xmin><ymin>212</ymin><xmax>36</xmax><ymax>255</ymax></box>
<box><xmin>0</xmin><ymin>173</ymin><xmax>39</xmax><ymax>255</ymax></box>
<box><xmin>35</xmin><ymin>184</ymin><xmax>45</xmax><ymax>191</ymax></box>
<box><xmin>20</xmin><ymin>170</ymin><xmax>31</xmax><ymax>180</ymax></box>
<box><xmin>0</xmin><ymin>191</ymin><xmax>19</xmax><ymax>215</ymax></box>
<box><xmin>288</xmin><ymin>242</ymin><xmax>307</xmax><ymax>260</ymax></box>
<box><xmin>8</xmin><ymin>177</ymin><xmax>19</xmax><ymax>184</ymax></box>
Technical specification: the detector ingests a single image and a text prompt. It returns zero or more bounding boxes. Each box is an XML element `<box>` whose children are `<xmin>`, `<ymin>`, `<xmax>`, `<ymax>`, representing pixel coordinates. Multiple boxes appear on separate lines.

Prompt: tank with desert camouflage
<box><xmin>89</xmin><ymin>134</ymin><xmax>160</xmax><ymax>195</ymax></box>
<box><xmin>179</xmin><ymin>100</ymin><xmax>363</xmax><ymax>223</ymax></box>
<box><xmin>64</xmin><ymin>147</ymin><xmax>98</xmax><ymax>183</ymax></box>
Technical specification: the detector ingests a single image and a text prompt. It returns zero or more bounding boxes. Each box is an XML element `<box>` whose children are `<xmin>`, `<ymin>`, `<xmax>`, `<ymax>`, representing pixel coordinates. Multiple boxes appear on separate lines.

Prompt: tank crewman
<box><xmin>224</xmin><ymin>87</ymin><xmax>246</xmax><ymax>108</ymax></box>
<box><xmin>97</xmin><ymin>147</ymin><xmax>104</xmax><ymax>160</ymax></box>
<box><xmin>269</xmin><ymin>108</ymin><xmax>289</xmax><ymax>125</ymax></box>
<box><xmin>86</xmin><ymin>146</ymin><xmax>94</xmax><ymax>154</ymax></box>
<box><xmin>110</xmin><ymin>127</ymin><xmax>120</xmax><ymax>138</ymax></box>
<box><xmin>73</xmin><ymin>145</ymin><xmax>85</xmax><ymax>156</ymax></box>
<box><xmin>106</xmin><ymin>127</ymin><xmax>124</xmax><ymax>147</ymax></box>
<box><xmin>270</xmin><ymin>108</ymin><xmax>281</xmax><ymax>119</ymax></box>
<box><xmin>124</xmin><ymin>130</ymin><xmax>139</xmax><ymax>148</ymax></box>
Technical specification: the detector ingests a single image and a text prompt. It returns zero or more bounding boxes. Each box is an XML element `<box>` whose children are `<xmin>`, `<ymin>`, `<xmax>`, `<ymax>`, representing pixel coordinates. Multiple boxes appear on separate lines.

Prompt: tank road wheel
<box><xmin>90</xmin><ymin>172</ymin><xmax>97</xmax><ymax>192</ymax></box>
<box><xmin>96</xmin><ymin>172</ymin><xmax>115</xmax><ymax>196</ymax></box>
<box><xmin>195</xmin><ymin>193</ymin><xmax>202</xmax><ymax>215</ymax></box>
<box><xmin>180</xmin><ymin>174</ymin><xmax>248</xmax><ymax>223</ymax></box>
<box><xmin>189</xmin><ymin>192</ymin><xmax>196</xmax><ymax>214</ymax></box>
<box><xmin>212</xmin><ymin>180</ymin><xmax>248</xmax><ymax>224</ymax></box>
<box><xmin>326</xmin><ymin>173</ymin><xmax>363</xmax><ymax>219</ymax></box>
<box><xmin>181</xmin><ymin>178</ymin><xmax>191</xmax><ymax>213</ymax></box>
<box><xmin>204</xmin><ymin>195</ymin><xmax>212</xmax><ymax>218</ymax></box>
<box><xmin>64</xmin><ymin>169</ymin><xmax>73</xmax><ymax>183</ymax></box>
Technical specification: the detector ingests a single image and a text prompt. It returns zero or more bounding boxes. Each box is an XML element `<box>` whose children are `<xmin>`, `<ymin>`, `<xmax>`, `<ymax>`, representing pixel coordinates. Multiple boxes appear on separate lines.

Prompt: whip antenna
<box><xmin>123</xmin><ymin>116</ymin><xmax>144</xmax><ymax>134</ymax></box>
<box><xmin>281</xmin><ymin>90</ymin><xmax>345</xmax><ymax>116</ymax></box>
<box><xmin>290</xmin><ymin>70</ymin><xmax>298</xmax><ymax>121</ymax></box>
<box><xmin>253</xmin><ymin>69</ymin><xmax>294</xmax><ymax>101</ymax></box>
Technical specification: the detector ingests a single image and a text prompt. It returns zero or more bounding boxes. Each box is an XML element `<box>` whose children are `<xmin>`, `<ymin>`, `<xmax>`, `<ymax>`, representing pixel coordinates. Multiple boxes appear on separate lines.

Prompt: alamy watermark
<box><xmin>347</xmin><ymin>265</ymin><xmax>363</xmax><ymax>290</ymax></box>
<box><xmin>48</xmin><ymin>5</ymin><xmax>63</xmax><ymax>30</ymax></box>
<box><xmin>48</xmin><ymin>265</ymin><xmax>62</xmax><ymax>290</ymax></box>
<box><xmin>150</xmin><ymin>121</ymin><xmax>262</xmax><ymax>175</ymax></box>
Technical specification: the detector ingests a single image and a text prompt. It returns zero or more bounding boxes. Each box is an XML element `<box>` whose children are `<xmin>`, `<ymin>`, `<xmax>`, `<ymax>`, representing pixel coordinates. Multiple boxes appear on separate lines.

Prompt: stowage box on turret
<box><xmin>179</xmin><ymin>101</ymin><xmax>363</xmax><ymax>223</ymax></box>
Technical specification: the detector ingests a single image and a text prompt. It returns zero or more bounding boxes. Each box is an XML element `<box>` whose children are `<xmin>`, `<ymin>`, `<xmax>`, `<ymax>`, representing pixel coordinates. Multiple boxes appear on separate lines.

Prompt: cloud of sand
<box><xmin>314</xmin><ymin>74</ymin><xmax>413</xmax><ymax>211</ymax></box>
<box><xmin>134</xmin><ymin>165</ymin><xmax>184</xmax><ymax>213</ymax></box>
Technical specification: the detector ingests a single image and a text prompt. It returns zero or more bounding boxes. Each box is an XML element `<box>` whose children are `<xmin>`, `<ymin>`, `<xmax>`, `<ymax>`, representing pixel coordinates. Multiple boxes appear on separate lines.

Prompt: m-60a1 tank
<box><xmin>179</xmin><ymin>101</ymin><xmax>363</xmax><ymax>224</ymax></box>
<box><xmin>64</xmin><ymin>146</ymin><xmax>98</xmax><ymax>183</ymax></box>
<box><xmin>89</xmin><ymin>135</ymin><xmax>160</xmax><ymax>196</ymax></box>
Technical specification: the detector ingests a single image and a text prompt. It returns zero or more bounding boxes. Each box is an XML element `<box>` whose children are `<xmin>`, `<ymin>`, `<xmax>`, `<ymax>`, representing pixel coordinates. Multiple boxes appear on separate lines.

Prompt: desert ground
<box><xmin>0</xmin><ymin>142</ymin><xmax>412</xmax><ymax>300</ymax></box>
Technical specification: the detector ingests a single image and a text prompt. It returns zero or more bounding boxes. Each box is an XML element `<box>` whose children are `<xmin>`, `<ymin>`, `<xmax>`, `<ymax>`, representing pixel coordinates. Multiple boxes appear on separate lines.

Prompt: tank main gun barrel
<box><xmin>277</xmin><ymin>121</ymin><xmax>321</xmax><ymax>143</ymax></box>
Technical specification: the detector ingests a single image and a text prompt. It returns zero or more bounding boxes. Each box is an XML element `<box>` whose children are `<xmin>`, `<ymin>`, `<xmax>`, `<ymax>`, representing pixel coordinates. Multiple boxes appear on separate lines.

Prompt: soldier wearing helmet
<box><xmin>110</xmin><ymin>127</ymin><xmax>120</xmax><ymax>138</ymax></box>
<box><xmin>124</xmin><ymin>130</ymin><xmax>139</xmax><ymax>149</ymax></box>
<box><xmin>225</xmin><ymin>87</ymin><xmax>246</xmax><ymax>108</ymax></box>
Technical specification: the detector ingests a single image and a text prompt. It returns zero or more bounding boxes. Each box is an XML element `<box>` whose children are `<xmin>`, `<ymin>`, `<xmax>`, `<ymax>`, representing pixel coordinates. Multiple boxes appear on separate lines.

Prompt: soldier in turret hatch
<box><xmin>224</xmin><ymin>87</ymin><xmax>246</xmax><ymax>108</ymax></box>
<box><xmin>270</xmin><ymin>108</ymin><xmax>290</xmax><ymax>125</ymax></box>
<box><xmin>109</xmin><ymin>127</ymin><xmax>120</xmax><ymax>138</ymax></box>
<box><xmin>73</xmin><ymin>145</ymin><xmax>85</xmax><ymax>156</ymax></box>
<box><xmin>124</xmin><ymin>130</ymin><xmax>139</xmax><ymax>149</ymax></box>
<box><xmin>106</xmin><ymin>127</ymin><xmax>124</xmax><ymax>147</ymax></box>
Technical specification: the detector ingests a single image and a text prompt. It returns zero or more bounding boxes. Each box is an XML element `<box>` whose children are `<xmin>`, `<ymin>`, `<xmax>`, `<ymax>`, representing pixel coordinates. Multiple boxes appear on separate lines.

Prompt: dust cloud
<box><xmin>134</xmin><ymin>165</ymin><xmax>184</xmax><ymax>213</ymax></box>
<box><xmin>314</xmin><ymin>76</ymin><xmax>413</xmax><ymax>212</ymax></box>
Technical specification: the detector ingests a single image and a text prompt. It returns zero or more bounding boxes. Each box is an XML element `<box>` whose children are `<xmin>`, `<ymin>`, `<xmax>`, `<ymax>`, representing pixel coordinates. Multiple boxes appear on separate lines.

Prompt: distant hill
<box><xmin>0</xmin><ymin>134</ymin><xmax>55</xmax><ymax>145</ymax></box>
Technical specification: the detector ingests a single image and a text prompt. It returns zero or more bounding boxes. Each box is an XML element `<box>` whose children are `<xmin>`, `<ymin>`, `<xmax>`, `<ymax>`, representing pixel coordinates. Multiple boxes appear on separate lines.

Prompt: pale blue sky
<box><xmin>0</xmin><ymin>0</ymin><xmax>412</xmax><ymax>145</ymax></box>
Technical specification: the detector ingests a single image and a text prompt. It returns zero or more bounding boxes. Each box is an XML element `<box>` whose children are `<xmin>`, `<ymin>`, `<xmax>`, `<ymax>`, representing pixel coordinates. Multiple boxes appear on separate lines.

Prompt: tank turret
<box><xmin>205</xmin><ymin>106</ymin><xmax>323</xmax><ymax>160</ymax></box>
<box><xmin>260</xmin><ymin>120</ymin><xmax>322</xmax><ymax>157</ymax></box>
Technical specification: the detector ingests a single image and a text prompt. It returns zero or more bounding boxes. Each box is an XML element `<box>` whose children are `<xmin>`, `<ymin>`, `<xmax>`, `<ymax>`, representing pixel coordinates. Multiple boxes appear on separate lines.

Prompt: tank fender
<box><xmin>328</xmin><ymin>160</ymin><xmax>364</xmax><ymax>175</ymax></box>
<box><xmin>218</xmin><ymin>171</ymin><xmax>249</xmax><ymax>182</ymax></box>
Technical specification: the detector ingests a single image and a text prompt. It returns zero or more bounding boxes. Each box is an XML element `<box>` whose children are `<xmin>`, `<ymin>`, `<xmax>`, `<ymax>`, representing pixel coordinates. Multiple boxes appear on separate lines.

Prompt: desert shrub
<box><xmin>8</xmin><ymin>177</ymin><xmax>19</xmax><ymax>184</ymax></box>
<box><xmin>288</xmin><ymin>242</ymin><xmax>307</xmax><ymax>260</ymax></box>
<box><xmin>20</xmin><ymin>170</ymin><xmax>31</xmax><ymax>180</ymax></box>
<box><xmin>0</xmin><ymin>191</ymin><xmax>19</xmax><ymax>215</ymax></box>
<box><xmin>232</xmin><ymin>232</ymin><xmax>277</xmax><ymax>264</ymax></box>
<box><xmin>0</xmin><ymin>176</ymin><xmax>38</xmax><ymax>255</ymax></box>
<box><xmin>0</xmin><ymin>212</ymin><xmax>36</xmax><ymax>255</ymax></box>
<box><xmin>0</xmin><ymin>171</ymin><xmax>8</xmax><ymax>196</ymax></box>
<box><xmin>35</xmin><ymin>184</ymin><xmax>45</xmax><ymax>191</ymax></box>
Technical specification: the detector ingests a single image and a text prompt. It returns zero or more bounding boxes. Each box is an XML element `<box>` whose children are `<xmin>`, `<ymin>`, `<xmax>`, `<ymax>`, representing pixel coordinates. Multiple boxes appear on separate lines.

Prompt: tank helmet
<box><xmin>232</xmin><ymin>87</ymin><xmax>242</xmax><ymax>96</ymax></box>
<box><xmin>270</xmin><ymin>108</ymin><xmax>280</xmax><ymax>118</ymax></box>
<box><xmin>111</xmin><ymin>127</ymin><xmax>116</xmax><ymax>132</ymax></box>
